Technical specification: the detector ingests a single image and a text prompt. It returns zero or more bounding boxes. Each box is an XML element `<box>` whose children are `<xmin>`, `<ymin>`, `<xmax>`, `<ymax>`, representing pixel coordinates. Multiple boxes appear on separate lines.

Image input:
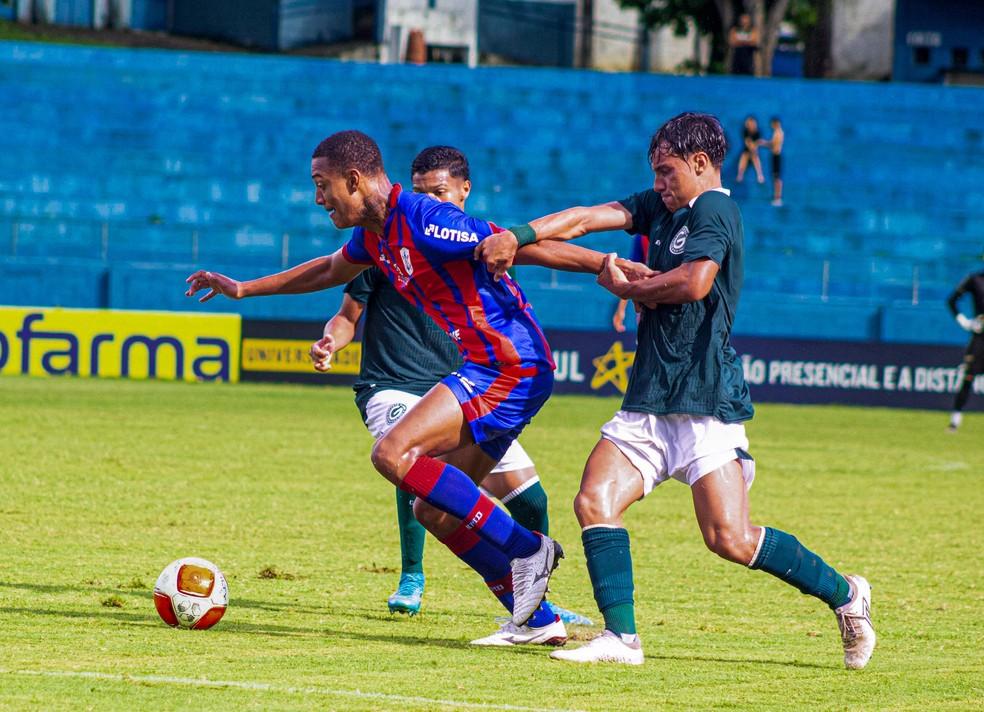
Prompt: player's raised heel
<box><xmin>835</xmin><ymin>574</ymin><xmax>876</xmax><ymax>670</ymax></box>
<box><xmin>510</xmin><ymin>534</ymin><xmax>564</xmax><ymax>626</ymax></box>
<box><xmin>387</xmin><ymin>572</ymin><xmax>425</xmax><ymax>616</ymax></box>
<box><xmin>470</xmin><ymin>616</ymin><xmax>568</xmax><ymax>647</ymax></box>
<box><xmin>550</xmin><ymin>630</ymin><xmax>644</xmax><ymax>665</ymax></box>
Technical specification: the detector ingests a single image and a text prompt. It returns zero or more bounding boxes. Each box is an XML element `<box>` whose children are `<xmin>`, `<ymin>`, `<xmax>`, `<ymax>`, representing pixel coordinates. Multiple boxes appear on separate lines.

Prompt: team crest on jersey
<box><xmin>386</xmin><ymin>403</ymin><xmax>407</xmax><ymax>423</ymax></box>
<box><xmin>400</xmin><ymin>247</ymin><xmax>414</xmax><ymax>277</ymax></box>
<box><xmin>669</xmin><ymin>226</ymin><xmax>689</xmax><ymax>255</ymax></box>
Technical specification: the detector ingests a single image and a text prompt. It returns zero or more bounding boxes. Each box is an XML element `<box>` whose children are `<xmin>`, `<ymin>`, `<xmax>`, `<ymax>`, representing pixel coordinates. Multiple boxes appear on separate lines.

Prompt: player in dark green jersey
<box><xmin>309</xmin><ymin>146</ymin><xmax>593</xmax><ymax>642</ymax></box>
<box><xmin>476</xmin><ymin>112</ymin><xmax>876</xmax><ymax>669</ymax></box>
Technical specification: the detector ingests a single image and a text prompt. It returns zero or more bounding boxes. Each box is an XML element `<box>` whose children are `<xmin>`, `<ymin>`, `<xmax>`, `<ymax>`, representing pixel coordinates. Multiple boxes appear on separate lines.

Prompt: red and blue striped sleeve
<box><xmin>410</xmin><ymin>198</ymin><xmax>498</xmax><ymax>261</ymax></box>
<box><xmin>341</xmin><ymin>227</ymin><xmax>373</xmax><ymax>265</ymax></box>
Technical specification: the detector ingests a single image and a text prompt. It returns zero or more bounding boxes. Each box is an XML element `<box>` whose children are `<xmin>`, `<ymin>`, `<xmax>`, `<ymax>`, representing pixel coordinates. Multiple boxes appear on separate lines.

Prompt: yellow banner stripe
<box><xmin>241</xmin><ymin>338</ymin><xmax>361</xmax><ymax>375</ymax></box>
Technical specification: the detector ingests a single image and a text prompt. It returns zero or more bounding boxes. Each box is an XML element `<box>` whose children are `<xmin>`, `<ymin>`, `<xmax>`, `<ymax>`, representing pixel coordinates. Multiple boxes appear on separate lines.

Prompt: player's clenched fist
<box><xmin>615</xmin><ymin>258</ymin><xmax>656</xmax><ymax>283</ymax></box>
<box><xmin>310</xmin><ymin>335</ymin><xmax>335</xmax><ymax>372</ymax></box>
<box><xmin>597</xmin><ymin>253</ymin><xmax>630</xmax><ymax>297</ymax></box>
<box><xmin>474</xmin><ymin>230</ymin><xmax>519</xmax><ymax>281</ymax></box>
<box><xmin>185</xmin><ymin>270</ymin><xmax>243</xmax><ymax>302</ymax></box>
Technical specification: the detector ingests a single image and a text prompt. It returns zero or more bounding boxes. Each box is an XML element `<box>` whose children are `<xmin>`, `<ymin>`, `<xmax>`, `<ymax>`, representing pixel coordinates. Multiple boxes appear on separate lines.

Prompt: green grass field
<box><xmin>1</xmin><ymin>376</ymin><xmax>982</xmax><ymax>710</ymax></box>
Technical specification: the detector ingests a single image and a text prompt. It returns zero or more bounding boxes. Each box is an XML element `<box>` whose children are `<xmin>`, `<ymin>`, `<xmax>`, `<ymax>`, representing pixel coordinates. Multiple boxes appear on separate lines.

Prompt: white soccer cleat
<box><xmin>510</xmin><ymin>534</ymin><xmax>564</xmax><ymax>625</ymax></box>
<box><xmin>550</xmin><ymin>630</ymin><xmax>644</xmax><ymax>665</ymax></box>
<box><xmin>470</xmin><ymin>616</ymin><xmax>568</xmax><ymax>647</ymax></box>
<box><xmin>835</xmin><ymin>574</ymin><xmax>876</xmax><ymax>670</ymax></box>
<box><xmin>948</xmin><ymin>412</ymin><xmax>962</xmax><ymax>432</ymax></box>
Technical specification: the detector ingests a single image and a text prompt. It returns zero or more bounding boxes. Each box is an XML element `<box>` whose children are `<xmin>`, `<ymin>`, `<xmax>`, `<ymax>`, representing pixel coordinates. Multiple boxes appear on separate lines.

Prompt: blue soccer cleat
<box><xmin>547</xmin><ymin>602</ymin><xmax>594</xmax><ymax>626</ymax></box>
<box><xmin>387</xmin><ymin>572</ymin><xmax>425</xmax><ymax>616</ymax></box>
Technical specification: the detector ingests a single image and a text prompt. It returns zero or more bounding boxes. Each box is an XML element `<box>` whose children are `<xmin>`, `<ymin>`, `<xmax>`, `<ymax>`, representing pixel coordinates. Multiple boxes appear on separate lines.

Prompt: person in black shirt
<box><xmin>946</xmin><ymin>269</ymin><xmax>984</xmax><ymax>430</ymax></box>
<box><xmin>736</xmin><ymin>115</ymin><xmax>765</xmax><ymax>184</ymax></box>
<box><xmin>728</xmin><ymin>13</ymin><xmax>758</xmax><ymax>76</ymax></box>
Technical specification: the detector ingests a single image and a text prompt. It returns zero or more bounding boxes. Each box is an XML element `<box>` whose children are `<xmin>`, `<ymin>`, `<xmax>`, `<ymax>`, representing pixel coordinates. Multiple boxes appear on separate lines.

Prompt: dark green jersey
<box><xmin>618</xmin><ymin>188</ymin><xmax>753</xmax><ymax>423</ymax></box>
<box><xmin>345</xmin><ymin>268</ymin><xmax>462</xmax><ymax>418</ymax></box>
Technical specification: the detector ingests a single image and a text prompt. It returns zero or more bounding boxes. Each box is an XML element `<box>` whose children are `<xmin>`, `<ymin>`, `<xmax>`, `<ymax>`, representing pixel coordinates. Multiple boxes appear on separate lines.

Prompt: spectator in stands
<box><xmin>728</xmin><ymin>13</ymin><xmax>758</xmax><ymax>76</ymax></box>
<box><xmin>736</xmin><ymin>115</ymin><xmax>765</xmax><ymax>185</ymax></box>
<box><xmin>760</xmin><ymin>116</ymin><xmax>784</xmax><ymax>206</ymax></box>
<box><xmin>946</xmin><ymin>267</ymin><xmax>984</xmax><ymax>431</ymax></box>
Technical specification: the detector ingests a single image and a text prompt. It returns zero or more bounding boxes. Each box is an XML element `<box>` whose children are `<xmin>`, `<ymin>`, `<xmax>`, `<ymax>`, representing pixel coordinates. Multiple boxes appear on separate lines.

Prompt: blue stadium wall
<box><xmin>2</xmin><ymin>40</ymin><xmax>984</xmax><ymax>407</ymax></box>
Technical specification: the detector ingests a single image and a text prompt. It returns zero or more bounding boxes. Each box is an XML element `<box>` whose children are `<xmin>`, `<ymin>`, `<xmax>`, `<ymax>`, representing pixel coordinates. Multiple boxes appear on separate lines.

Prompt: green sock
<box><xmin>503</xmin><ymin>480</ymin><xmax>549</xmax><ymax>535</ymax></box>
<box><xmin>395</xmin><ymin>489</ymin><xmax>425</xmax><ymax>575</ymax></box>
<box><xmin>750</xmin><ymin>527</ymin><xmax>851</xmax><ymax>609</ymax></box>
<box><xmin>583</xmin><ymin>527</ymin><xmax>636</xmax><ymax>635</ymax></box>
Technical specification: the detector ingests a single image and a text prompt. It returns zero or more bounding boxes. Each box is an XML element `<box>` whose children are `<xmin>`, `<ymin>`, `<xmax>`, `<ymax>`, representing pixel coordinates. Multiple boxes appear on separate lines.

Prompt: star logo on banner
<box><xmin>591</xmin><ymin>341</ymin><xmax>636</xmax><ymax>393</ymax></box>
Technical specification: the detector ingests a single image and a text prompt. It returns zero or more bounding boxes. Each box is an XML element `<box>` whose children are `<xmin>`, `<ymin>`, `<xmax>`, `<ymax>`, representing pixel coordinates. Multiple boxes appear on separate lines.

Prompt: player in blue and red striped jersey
<box><xmin>185</xmin><ymin>130</ymin><xmax>605</xmax><ymax>634</ymax></box>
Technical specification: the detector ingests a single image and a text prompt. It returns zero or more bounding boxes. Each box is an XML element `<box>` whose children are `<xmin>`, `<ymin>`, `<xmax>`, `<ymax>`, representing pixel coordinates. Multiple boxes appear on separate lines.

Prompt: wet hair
<box><xmin>649</xmin><ymin>112</ymin><xmax>728</xmax><ymax>168</ymax></box>
<box><xmin>311</xmin><ymin>130</ymin><xmax>384</xmax><ymax>175</ymax></box>
<box><xmin>411</xmin><ymin>145</ymin><xmax>470</xmax><ymax>181</ymax></box>
<box><xmin>770</xmin><ymin>116</ymin><xmax>781</xmax><ymax>125</ymax></box>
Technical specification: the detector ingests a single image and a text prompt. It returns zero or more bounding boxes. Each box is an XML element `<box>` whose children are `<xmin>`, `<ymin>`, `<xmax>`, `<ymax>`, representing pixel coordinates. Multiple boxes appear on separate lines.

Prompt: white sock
<box><xmin>951</xmin><ymin>412</ymin><xmax>963</xmax><ymax>428</ymax></box>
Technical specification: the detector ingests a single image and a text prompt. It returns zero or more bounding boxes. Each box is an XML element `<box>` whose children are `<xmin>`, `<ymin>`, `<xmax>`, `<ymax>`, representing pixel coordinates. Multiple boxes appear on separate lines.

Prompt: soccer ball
<box><xmin>153</xmin><ymin>557</ymin><xmax>228</xmax><ymax>630</ymax></box>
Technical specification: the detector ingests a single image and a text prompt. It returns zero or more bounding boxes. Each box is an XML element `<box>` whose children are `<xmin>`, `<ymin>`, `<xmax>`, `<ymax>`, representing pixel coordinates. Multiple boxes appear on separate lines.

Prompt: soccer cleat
<box><xmin>510</xmin><ymin>534</ymin><xmax>564</xmax><ymax>625</ymax></box>
<box><xmin>948</xmin><ymin>412</ymin><xmax>962</xmax><ymax>432</ymax></box>
<box><xmin>547</xmin><ymin>602</ymin><xmax>595</xmax><ymax>626</ymax></box>
<box><xmin>835</xmin><ymin>574</ymin><xmax>876</xmax><ymax>670</ymax></box>
<box><xmin>470</xmin><ymin>616</ymin><xmax>568</xmax><ymax>647</ymax></box>
<box><xmin>387</xmin><ymin>572</ymin><xmax>425</xmax><ymax>616</ymax></box>
<box><xmin>550</xmin><ymin>630</ymin><xmax>644</xmax><ymax>665</ymax></box>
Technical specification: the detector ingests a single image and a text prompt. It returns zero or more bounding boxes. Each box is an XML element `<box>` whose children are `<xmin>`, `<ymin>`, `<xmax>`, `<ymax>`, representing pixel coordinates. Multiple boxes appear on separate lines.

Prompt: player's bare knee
<box><xmin>703</xmin><ymin>526</ymin><xmax>756</xmax><ymax>564</ymax></box>
<box><xmin>370</xmin><ymin>436</ymin><xmax>416</xmax><ymax>482</ymax></box>
<box><xmin>573</xmin><ymin>488</ymin><xmax>613</xmax><ymax>527</ymax></box>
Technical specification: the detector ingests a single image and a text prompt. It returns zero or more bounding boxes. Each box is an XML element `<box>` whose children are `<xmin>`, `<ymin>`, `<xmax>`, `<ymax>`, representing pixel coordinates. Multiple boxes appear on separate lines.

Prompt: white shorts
<box><xmin>600</xmin><ymin>410</ymin><xmax>755</xmax><ymax>496</ymax></box>
<box><xmin>363</xmin><ymin>389</ymin><xmax>534</xmax><ymax>475</ymax></box>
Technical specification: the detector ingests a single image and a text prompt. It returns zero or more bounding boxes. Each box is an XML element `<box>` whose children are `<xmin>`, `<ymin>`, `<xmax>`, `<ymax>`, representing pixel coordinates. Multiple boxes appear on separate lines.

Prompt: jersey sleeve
<box><xmin>618</xmin><ymin>190</ymin><xmax>663</xmax><ymax>236</ymax></box>
<box><xmin>411</xmin><ymin>198</ymin><xmax>500</xmax><ymax>261</ymax></box>
<box><xmin>341</xmin><ymin>227</ymin><xmax>373</xmax><ymax>265</ymax></box>
<box><xmin>343</xmin><ymin>267</ymin><xmax>379</xmax><ymax>304</ymax></box>
<box><xmin>683</xmin><ymin>192</ymin><xmax>741</xmax><ymax>266</ymax></box>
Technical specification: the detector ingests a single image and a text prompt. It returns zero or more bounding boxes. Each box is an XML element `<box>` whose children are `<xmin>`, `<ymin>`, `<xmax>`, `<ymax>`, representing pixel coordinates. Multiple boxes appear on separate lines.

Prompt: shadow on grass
<box><xmin>0</xmin><ymin>600</ymin><xmax>837</xmax><ymax>669</ymax></box>
<box><xmin>0</xmin><ymin>603</ymin><xmax>473</xmax><ymax>650</ymax></box>
<box><xmin>0</xmin><ymin>580</ymin><xmax>499</xmax><ymax>621</ymax></box>
<box><xmin>450</xmin><ymin>637</ymin><xmax>836</xmax><ymax>670</ymax></box>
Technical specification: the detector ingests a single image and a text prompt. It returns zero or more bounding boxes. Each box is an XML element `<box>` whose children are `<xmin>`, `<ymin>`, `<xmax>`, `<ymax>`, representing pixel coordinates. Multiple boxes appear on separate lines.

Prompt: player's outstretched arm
<box><xmin>310</xmin><ymin>293</ymin><xmax>365</xmax><ymax>372</ymax></box>
<box><xmin>514</xmin><ymin>240</ymin><xmax>606</xmax><ymax>274</ymax></box>
<box><xmin>185</xmin><ymin>248</ymin><xmax>366</xmax><ymax>303</ymax></box>
<box><xmin>476</xmin><ymin>202</ymin><xmax>634</xmax><ymax>280</ymax></box>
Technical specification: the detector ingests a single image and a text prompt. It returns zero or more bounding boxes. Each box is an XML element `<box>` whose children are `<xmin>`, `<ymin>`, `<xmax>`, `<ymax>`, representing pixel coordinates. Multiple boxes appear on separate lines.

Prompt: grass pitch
<box><xmin>1</xmin><ymin>376</ymin><xmax>982</xmax><ymax>711</ymax></box>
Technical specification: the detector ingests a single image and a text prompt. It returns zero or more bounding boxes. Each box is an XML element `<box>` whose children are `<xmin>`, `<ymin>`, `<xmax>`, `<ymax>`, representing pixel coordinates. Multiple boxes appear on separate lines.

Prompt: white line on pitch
<box><xmin>0</xmin><ymin>669</ymin><xmax>588</xmax><ymax>712</ymax></box>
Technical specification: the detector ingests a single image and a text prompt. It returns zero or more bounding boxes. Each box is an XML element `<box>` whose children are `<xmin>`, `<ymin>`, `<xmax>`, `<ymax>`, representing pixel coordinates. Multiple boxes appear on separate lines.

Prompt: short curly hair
<box><xmin>411</xmin><ymin>145</ymin><xmax>470</xmax><ymax>181</ymax></box>
<box><xmin>312</xmin><ymin>130</ymin><xmax>385</xmax><ymax>175</ymax></box>
<box><xmin>649</xmin><ymin>112</ymin><xmax>728</xmax><ymax>168</ymax></box>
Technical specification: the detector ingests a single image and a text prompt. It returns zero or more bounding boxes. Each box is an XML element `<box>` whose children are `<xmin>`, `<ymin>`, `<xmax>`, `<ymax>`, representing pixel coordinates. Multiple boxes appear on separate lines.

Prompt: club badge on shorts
<box><xmin>387</xmin><ymin>403</ymin><xmax>407</xmax><ymax>423</ymax></box>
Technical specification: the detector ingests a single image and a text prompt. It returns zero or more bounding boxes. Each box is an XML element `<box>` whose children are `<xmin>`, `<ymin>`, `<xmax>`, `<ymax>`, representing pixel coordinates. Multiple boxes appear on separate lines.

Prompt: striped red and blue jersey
<box><xmin>341</xmin><ymin>184</ymin><xmax>554</xmax><ymax>373</ymax></box>
<box><xmin>630</xmin><ymin>233</ymin><xmax>650</xmax><ymax>265</ymax></box>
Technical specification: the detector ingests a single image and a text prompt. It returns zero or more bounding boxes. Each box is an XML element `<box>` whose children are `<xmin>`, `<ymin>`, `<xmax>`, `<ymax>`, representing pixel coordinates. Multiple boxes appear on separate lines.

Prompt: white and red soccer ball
<box><xmin>154</xmin><ymin>557</ymin><xmax>228</xmax><ymax>630</ymax></box>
